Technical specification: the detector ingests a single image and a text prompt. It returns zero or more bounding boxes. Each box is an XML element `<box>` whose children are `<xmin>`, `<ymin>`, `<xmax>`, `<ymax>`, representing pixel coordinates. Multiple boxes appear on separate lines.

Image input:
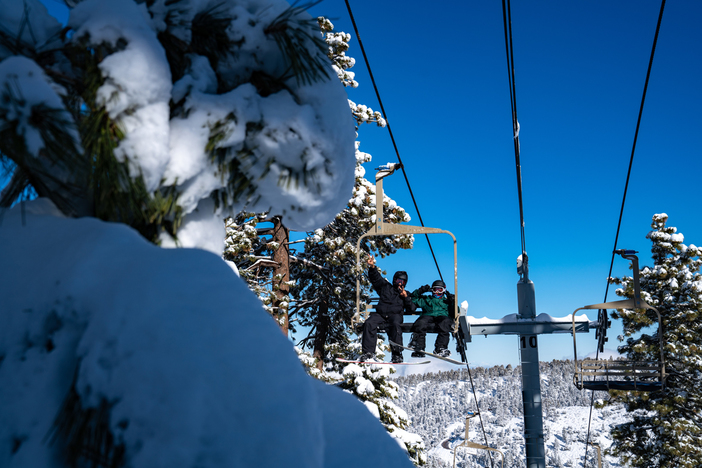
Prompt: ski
<box><xmin>389</xmin><ymin>341</ymin><xmax>467</xmax><ymax>366</ymax></box>
<box><xmin>335</xmin><ymin>358</ymin><xmax>430</xmax><ymax>366</ymax></box>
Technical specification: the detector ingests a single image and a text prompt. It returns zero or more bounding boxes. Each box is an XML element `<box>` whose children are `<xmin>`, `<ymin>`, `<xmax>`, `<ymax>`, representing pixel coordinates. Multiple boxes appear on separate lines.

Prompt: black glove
<box><xmin>444</xmin><ymin>292</ymin><xmax>456</xmax><ymax>318</ymax></box>
<box><xmin>417</xmin><ymin>284</ymin><xmax>431</xmax><ymax>294</ymax></box>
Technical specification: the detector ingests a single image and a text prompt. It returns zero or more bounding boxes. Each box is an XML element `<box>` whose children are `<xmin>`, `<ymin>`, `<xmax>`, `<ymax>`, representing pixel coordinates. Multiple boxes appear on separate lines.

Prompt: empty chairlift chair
<box><xmin>452</xmin><ymin>412</ymin><xmax>504</xmax><ymax>468</ymax></box>
<box><xmin>571</xmin><ymin>250</ymin><xmax>666</xmax><ymax>392</ymax></box>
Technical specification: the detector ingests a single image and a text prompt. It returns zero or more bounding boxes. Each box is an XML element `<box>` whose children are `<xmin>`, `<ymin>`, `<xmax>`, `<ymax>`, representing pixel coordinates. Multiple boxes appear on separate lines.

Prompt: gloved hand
<box><xmin>417</xmin><ymin>284</ymin><xmax>431</xmax><ymax>294</ymax></box>
<box><xmin>444</xmin><ymin>291</ymin><xmax>456</xmax><ymax>311</ymax></box>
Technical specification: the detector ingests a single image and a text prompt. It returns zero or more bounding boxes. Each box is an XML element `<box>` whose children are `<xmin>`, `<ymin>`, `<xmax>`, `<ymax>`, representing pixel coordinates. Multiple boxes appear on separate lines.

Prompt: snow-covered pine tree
<box><xmin>223</xmin><ymin>212</ymin><xmax>294</xmax><ymax>332</ymax></box>
<box><xmin>605</xmin><ymin>213</ymin><xmax>702</xmax><ymax>467</ymax></box>
<box><xmin>337</xmin><ymin>362</ymin><xmax>426</xmax><ymax>466</ymax></box>
<box><xmin>224</xmin><ymin>16</ymin><xmax>424</xmax><ymax>466</ymax></box>
<box><xmin>291</xmin><ymin>18</ymin><xmax>424</xmax><ymax>466</ymax></box>
<box><xmin>0</xmin><ymin>2</ymin><xmax>357</xmax><ymax>465</ymax></box>
<box><xmin>289</xmin><ymin>16</ymin><xmax>412</xmax><ymax>365</ymax></box>
<box><xmin>223</xmin><ymin>16</ymin><xmax>411</xmax><ymax>341</ymax></box>
<box><xmin>0</xmin><ymin>0</ymin><xmax>354</xmax><ymax>253</ymax></box>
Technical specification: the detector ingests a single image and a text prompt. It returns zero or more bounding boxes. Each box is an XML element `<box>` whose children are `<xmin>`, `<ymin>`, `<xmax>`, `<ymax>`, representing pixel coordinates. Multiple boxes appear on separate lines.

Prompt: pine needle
<box><xmin>265</xmin><ymin>2</ymin><xmax>331</xmax><ymax>86</ymax></box>
<box><xmin>47</xmin><ymin>384</ymin><xmax>126</xmax><ymax>468</ymax></box>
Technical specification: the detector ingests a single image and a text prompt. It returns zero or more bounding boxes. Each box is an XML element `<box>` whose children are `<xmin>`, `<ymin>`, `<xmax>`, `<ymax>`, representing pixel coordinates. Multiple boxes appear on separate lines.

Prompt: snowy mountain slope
<box><xmin>394</xmin><ymin>361</ymin><xmax>629</xmax><ymax>468</ymax></box>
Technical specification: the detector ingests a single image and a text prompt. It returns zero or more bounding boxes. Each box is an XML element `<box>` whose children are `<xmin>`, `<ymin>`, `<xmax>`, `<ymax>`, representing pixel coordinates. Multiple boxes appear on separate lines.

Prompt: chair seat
<box><xmin>377</xmin><ymin>322</ymin><xmax>441</xmax><ymax>334</ymax></box>
<box><xmin>581</xmin><ymin>381</ymin><xmax>662</xmax><ymax>392</ymax></box>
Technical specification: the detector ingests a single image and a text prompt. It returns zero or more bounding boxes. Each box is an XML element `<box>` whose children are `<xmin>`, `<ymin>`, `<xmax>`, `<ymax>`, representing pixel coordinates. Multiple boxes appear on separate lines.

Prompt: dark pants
<box><xmin>362</xmin><ymin>312</ymin><xmax>403</xmax><ymax>355</ymax></box>
<box><xmin>410</xmin><ymin>315</ymin><xmax>452</xmax><ymax>350</ymax></box>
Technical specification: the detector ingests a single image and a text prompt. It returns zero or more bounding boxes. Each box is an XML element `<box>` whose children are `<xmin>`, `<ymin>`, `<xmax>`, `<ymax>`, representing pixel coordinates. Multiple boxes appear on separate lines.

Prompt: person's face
<box><xmin>432</xmin><ymin>286</ymin><xmax>445</xmax><ymax>297</ymax></box>
<box><xmin>394</xmin><ymin>278</ymin><xmax>406</xmax><ymax>290</ymax></box>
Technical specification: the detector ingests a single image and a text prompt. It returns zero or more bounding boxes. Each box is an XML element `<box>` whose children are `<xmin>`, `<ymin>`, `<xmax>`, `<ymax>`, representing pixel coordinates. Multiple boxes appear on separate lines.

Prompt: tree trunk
<box><xmin>271</xmin><ymin>216</ymin><xmax>290</xmax><ymax>336</ymax></box>
<box><xmin>313</xmin><ymin>301</ymin><xmax>330</xmax><ymax>371</ymax></box>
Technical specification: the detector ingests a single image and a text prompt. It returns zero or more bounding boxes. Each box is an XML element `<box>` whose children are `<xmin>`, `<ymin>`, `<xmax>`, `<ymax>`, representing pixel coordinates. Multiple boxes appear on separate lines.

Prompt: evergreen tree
<box><xmin>224</xmin><ymin>212</ymin><xmax>294</xmax><ymax>332</ymax></box>
<box><xmin>307</xmin><ymin>350</ymin><xmax>426</xmax><ymax>466</ymax></box>
<box><xmin>224</xmin><ymin>16</ymin><xmax>411</xmax><ymax>342</ymax></box>
<box><xmin>225</xmin><ymin>16</ymin><xmax>425</xmax><ymax>465</ymax></box>
<box><xmin>289</xmin><ymin>16</ymin><xmax>412</xmax><ymax>364</ymax></box>
<box><xmin>291</xmin><ymin>18</ymin><xmax>424</xmax><ymax>466</ymax></box>
<box><xmin>1</xmin><ymin>2</ymin><xmax>357</xmax><ymax>465</ymax></box>
<box><xmin>0</xmin><ymin>0</ymin><xmax>354</xmax><ymax>251</ymax></box>
<box><xmin>605</xmin><ymin>213</ymin><xmax>702</xmax><ymax>467</ymax></box>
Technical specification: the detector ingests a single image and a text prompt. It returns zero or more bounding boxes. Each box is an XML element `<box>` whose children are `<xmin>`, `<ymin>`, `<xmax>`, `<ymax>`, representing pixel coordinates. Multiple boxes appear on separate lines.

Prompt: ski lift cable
<box><xmin>582</xmin><ymin>1</ymin><xmax>667</xmax><ymax>464</ymax></box>
<box><xmin>343</xmin><ymin>0</ymin><xmax>444</xmax><ymax>282</ymax></box>
<box><xmin>464</xmin><ymin>362</ymin><xmax>496</xmax><ymax>468</ymax></box>
<box><xmin>601</xmin><ymin>0</ymin><xmax>667</xmax><ymax>309</ymax></box>
<box><xmin>344</xmin><ymin>3</ymin><xmax>493</xmax><ymax>460</ymax></box>
<box><xmin>502</xmin><ymin>0</ymin><xmax>527</xmax><ymax>258</ymax></box>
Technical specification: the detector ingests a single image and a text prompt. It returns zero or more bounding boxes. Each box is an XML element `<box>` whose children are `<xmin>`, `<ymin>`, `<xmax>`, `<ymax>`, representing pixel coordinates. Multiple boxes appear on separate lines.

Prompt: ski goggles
<box><xmin>432</xmin><ymin>287</ymin><xmax>445</xmax><ymax>294</ymax></box>
<box><xmin>394</xmin><ymin>278</ymin><xmax>406</xmax><ymax>286</ymax></box>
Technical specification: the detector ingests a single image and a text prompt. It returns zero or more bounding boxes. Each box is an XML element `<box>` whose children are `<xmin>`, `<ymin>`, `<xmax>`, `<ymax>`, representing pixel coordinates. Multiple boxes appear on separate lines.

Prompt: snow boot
<box><xmin>359</xmin><ymin>353</ymin><xmax>378</xmax><ymax>363</ymax></box>
<box><xmin>408</xmin><ymin>333</ymin><xmax>418</xmax><ymax>349</ymax></box>
<box><xmin>354</xmin><ymin>321</ymin><xmax>365</xmax><ymax>335</ymax></box>
<box><xmin>391</xmin><ymin>353</ymin><xmax>403</xmax><ymax>363</ymax></box>
<box><xmin>411</xmin><ymin>350</ymin><xmax>425</xmax><ymax>358</ymax></box>
<box><xmin>434</xmin><ymin>348</ymin><xmax>451</xmax><ymax>357</ymax></box>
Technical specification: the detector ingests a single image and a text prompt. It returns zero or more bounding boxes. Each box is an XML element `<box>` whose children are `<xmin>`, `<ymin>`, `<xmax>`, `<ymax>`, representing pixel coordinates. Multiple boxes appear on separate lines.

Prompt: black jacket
<box><xmin>368</xmin><ymin>266</ymin><xmax>416</xmax><ymax>316</ymax></box>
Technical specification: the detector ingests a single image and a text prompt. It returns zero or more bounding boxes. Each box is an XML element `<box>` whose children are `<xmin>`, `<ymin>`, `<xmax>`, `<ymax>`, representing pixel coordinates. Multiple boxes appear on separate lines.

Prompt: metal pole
<box><xmin>375</xmin><ymin>177</ymin><xmax>384</xmax><ymax>232</ymax></box>
<box><xmin>588</xmin><ymin>442</ymin><xmax>603</xmax><ymax>468</ymax></box>
<box><xmin>517</xmin><ymin>269</ymin><xmax>546</xmax><ymax>468</ymax></box>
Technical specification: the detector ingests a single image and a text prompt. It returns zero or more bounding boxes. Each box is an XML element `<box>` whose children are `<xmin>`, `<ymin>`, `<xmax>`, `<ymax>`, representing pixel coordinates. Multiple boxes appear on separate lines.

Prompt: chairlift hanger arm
<box><xmin>453</xmin><ymin>413</ymin><xmax>505</xmax><ymax>468</ymax></box>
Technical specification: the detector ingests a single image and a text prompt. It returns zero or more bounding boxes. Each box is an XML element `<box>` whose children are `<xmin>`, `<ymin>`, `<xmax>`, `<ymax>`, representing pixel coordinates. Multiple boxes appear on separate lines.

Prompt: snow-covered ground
<box><xmin>0</xmin><ymin>200</ymin><xmax>413</xmax><ymax>468</ymax></box>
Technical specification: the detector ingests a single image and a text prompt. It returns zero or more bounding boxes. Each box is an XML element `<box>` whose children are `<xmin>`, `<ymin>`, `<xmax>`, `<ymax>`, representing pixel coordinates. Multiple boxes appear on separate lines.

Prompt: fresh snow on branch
<box><xmin>0</xmin><ymin>0</ymin><xmax>356</xmax><ymax>251</ymax></box>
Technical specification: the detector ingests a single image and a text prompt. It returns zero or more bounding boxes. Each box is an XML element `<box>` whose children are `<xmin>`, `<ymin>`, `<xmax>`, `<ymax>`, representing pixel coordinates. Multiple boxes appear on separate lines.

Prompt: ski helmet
<box><xmin>431</xmin><ymin>280</ymin><xmax>446</xmax><ymax>297</ymax></box>
<box><xmin>393</xmin><ymin>271</ymin><xmax>408</xmax><ymax>285</ymax></box>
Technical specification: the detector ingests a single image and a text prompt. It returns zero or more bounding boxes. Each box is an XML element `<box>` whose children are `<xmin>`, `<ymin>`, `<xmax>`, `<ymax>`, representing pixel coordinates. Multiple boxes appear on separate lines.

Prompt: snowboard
<box><xmin>388</xmin><ymin>341</ymin><xmax>467</xmax><ymax>366</ymax></box>
<box><xmin>335</xmin><ymin>358</ymin><xmax>430</xmax><ymax>365</ymax></box>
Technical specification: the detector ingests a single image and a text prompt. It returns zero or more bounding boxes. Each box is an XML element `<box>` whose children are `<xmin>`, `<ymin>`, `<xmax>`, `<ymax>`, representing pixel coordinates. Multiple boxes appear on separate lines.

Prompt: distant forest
<box><xmin>394</xmin><ymin>360</ymin><xmax>619</xmax><ymax>468</ymax></box>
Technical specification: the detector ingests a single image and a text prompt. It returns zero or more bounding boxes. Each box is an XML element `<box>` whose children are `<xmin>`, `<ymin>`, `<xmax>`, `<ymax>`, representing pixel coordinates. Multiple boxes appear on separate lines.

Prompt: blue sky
<box><xmin>36</xmin><ymin>0</ymin><xmax>702</xmax><ymax>366</ymax></box>
<box><xmin>304</xmin><ymin>0</ymin><xmax>702</xmax><ymax>366</ymax></box>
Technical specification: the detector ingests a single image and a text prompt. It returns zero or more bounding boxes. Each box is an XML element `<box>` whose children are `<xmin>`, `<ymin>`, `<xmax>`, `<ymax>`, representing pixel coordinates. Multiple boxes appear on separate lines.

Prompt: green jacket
<box><xmin>410</xmin><ymin>290</ymin><xmax>449</xmax><ymax>317</ymax></box>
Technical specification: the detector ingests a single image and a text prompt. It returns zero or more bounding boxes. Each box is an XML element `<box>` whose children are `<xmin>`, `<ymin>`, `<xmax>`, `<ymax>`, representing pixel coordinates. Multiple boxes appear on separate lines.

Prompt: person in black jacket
<box><xmin>360</xmin><ymin>256</ymin><xmax>416</xmax><ymax>363</ymax></box>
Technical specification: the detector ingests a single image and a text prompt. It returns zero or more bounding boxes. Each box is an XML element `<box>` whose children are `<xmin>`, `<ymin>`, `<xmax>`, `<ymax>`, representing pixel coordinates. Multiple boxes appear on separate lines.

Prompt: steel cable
<box><xmin>582</xmin><ymin>1</ymin><xmax>667</xmax><ymax>465</ymax></box>
<box><xmin>342</xmin><ymin>1</ymin><xmax>494</xmax><ymax>463</ymax></box>
<box><xmin>343</xmin><ymin>0</ymin><xmax>444</xmax><ymax>282</ymax></box>
<box><xmin>502</xmin><ymin>0</ymin><xmax>527</xmax><ymax>259</ymax></box>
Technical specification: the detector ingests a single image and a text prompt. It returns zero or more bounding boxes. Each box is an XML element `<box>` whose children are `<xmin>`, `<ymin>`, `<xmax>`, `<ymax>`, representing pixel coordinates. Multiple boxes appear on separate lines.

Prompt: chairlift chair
<box><xmin>452</xmin><ymin>412</ymin><xmax>504</xmax><ymax>468</ymax></box>
<box><xmin>353</xmin><ymin>164</ymin><xmax>461</xmax><ymax>335</ymax></box>
<box><xmin>571</xmin><ymin>250</ymin><xmax>666</xmax><ymax>392</ymax></box>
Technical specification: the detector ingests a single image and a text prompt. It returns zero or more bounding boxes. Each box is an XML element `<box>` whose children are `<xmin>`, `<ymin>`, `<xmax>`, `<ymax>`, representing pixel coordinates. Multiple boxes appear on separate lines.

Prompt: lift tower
<box><xmin>458</xmin><ymin>256</ymin><xmax>593</xmax><ymax>468</ymax></box>
<box><xmin>516</xmin><ymin>255</ymin><xmax>545</xmax><ymax>468</ymax></box>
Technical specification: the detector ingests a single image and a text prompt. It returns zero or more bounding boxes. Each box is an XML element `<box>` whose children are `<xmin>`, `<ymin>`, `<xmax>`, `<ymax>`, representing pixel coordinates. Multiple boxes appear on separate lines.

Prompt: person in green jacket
<box><xmin>409</xmin><ymin>280</ymin><xmax>454</xmax><ymax>357</ymax></box>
